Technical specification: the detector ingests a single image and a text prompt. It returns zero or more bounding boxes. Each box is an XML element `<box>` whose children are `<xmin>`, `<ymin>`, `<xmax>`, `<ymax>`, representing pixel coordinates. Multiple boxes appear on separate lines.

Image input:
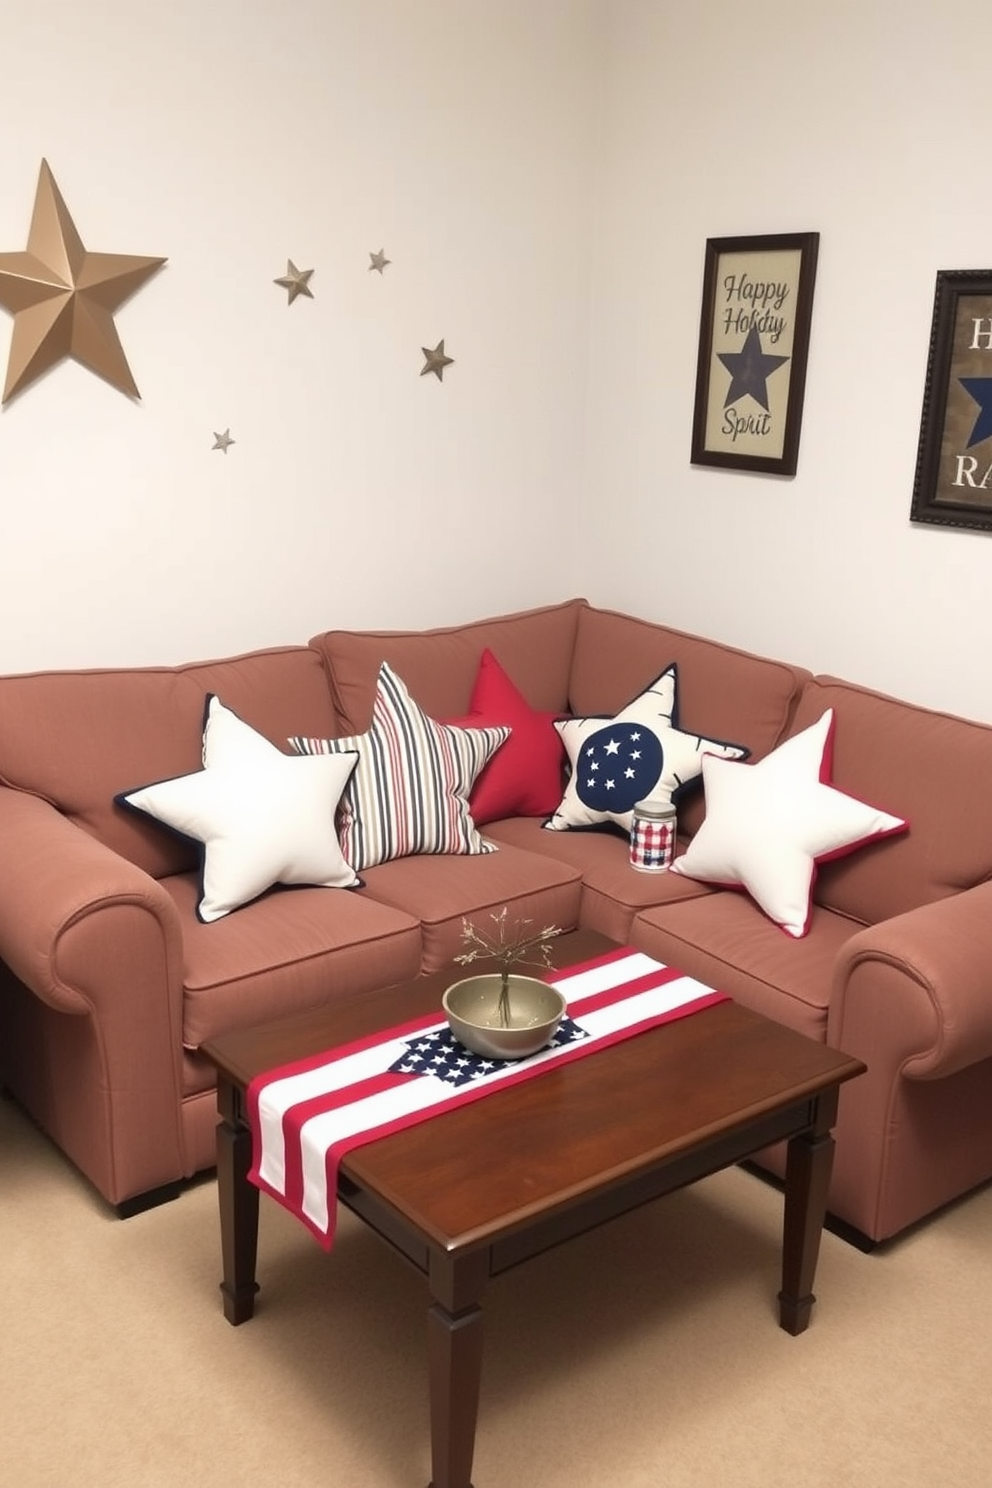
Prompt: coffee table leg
<box><xmin>426</xmin><ymin>1249</ymin><xmax>488</xmax><ymax>1488</ymax></box>
<box><xmin>778</xmin><ymin>1089</ymin><xmax>838</xmax><ymax>1335</ymax></box>
<box><xmin>215</xmin><ymin>1075</ymin><xmax>260</xmax><ymax>1326</ymax></box>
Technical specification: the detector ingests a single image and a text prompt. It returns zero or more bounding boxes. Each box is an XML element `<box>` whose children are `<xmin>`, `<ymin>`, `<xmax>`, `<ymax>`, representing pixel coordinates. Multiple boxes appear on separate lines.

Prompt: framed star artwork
<box><xmin>690</xmin><ymin>231</ymin><xmax>819</xmax><ymax>477</ymax></box>
<box><xmin>910</xmin><ymin>268</ymin><xmax>992</xmax><ymax>532</ymax></box>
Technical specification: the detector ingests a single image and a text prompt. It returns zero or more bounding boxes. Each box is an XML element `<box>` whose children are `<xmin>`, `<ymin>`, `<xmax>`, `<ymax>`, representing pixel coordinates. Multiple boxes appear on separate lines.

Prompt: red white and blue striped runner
<box><xmin>247</xmin><ymin>946</ymin><xmax>728</xmax><ymax>1249</ymax></box>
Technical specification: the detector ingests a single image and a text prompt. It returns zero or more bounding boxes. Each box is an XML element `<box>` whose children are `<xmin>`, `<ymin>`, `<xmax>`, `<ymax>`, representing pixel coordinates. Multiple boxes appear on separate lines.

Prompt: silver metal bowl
<box><xmin>442</xmin><ymin>974</ymin><xmax>566</xmax><ymax>1060</ymax></box>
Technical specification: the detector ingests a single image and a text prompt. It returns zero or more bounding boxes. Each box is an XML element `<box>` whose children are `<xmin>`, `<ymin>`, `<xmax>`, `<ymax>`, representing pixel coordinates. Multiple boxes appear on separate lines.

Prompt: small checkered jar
<box><xmin>629</xmin><ymin>797</ymin><xmax>677</xmax><ymax>872</ymax></box>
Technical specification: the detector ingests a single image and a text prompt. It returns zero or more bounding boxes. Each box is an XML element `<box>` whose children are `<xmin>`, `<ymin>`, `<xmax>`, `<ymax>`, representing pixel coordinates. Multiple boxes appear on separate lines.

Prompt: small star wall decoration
<box><xmin>274</xmin><ymin>260</ymin><xmax>314</xmax><ymax>305</ymax></box>
<box><xmin>421</xmin><ymin>339</ymin><xmax>454</xmax><ymax>381</ymax></box>
<box><xmin>212</xmin><ymin>428</ymin><xmax>235</xmax><ymax>453</ymax></box>
<box><xmin>0</xmin><ymin>158</ymin><xmax>166</xmax><ymax>404</ymax></box>
<box><xmin>368</xmin><ymin>248</ymin><xmax>391</xmax><ymax>274</ymax></box>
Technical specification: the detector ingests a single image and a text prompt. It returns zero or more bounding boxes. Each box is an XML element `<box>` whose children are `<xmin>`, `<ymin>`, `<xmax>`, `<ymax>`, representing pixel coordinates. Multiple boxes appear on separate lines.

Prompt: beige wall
<box><xmin>2</xmin><ymin>0</ymin><xmax>991</xmax><ymax>722</ymax></box>
<box><xmin>586</xmin><ymin>0</ymin><xmax>992</xmax><ymax>718</ymax></box>
<box><xmin>0</xmin><ymin>0</ymin><xmax>598</xmax><ymax>669</ymax></box>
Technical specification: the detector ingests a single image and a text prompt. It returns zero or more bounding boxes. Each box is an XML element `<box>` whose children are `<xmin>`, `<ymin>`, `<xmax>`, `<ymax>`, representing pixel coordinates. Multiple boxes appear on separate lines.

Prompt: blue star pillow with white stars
<box><xmin>544</xmin><ymin>665</ymin><xmax>749</xmax><ymax>836</ymax></box>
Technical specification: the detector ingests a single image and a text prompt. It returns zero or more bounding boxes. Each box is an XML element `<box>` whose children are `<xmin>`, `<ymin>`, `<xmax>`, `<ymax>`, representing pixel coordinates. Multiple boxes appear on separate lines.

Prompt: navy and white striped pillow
<box><xmin>289</xmin><ymin>662</ymin><xmax>509</xmax><ymax>871</ymax></box>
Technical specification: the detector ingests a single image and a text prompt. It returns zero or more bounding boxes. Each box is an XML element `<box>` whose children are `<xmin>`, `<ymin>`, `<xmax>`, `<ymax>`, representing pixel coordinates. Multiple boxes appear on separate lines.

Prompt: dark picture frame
<box><xmin>910</xmin><ymin>269</ymin><xmax>992</xmax><ymax>532</ymax></box>
<box><xmin>690</xmin><ymin>231</ymin><xmax>819</xmax><ymax>477</ymax></box>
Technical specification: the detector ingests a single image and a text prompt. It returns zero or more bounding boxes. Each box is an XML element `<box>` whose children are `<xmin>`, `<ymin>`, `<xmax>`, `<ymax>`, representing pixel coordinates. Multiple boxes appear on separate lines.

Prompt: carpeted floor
<box><xmin>2</xmin><ymin>1092</ymin><xmax>990</xmax><ymax>1488</ymax></box>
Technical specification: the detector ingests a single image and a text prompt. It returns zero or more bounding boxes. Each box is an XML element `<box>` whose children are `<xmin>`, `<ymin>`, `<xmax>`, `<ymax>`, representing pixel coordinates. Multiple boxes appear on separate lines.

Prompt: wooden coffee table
<box><xmin>201</xmin><ymin>929</ymin><xmax>864</xmax><ymax>1488</ymax></box>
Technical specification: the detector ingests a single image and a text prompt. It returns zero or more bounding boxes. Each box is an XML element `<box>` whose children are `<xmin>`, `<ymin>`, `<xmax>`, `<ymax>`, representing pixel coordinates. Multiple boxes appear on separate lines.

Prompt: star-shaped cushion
<box><xmin>446</xmin><ymin>649</ymin><xmax>566</xmax><ymax>825</ymax></box>
<box><xmin>116</xmin><ymin>695</ymin><xmax>360</xmax><ymax>922</ymax></box>
<box><xmin>289</xmin><ymin>662</ymin><xmax>509</xmax><ymax>871</ymax></box>
<box><xmin>669</xmin><ymin>708</ymin><xmax>908</xmax><ymax>937</ymax></box>
<box><xmin>545</xmin><ymin>664</ymin><xmax>748</xmax><ymax>835</ymax></box>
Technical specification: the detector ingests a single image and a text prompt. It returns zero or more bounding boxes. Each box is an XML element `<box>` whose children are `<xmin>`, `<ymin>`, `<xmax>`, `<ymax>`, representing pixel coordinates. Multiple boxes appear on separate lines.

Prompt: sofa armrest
<box><xmin>830</xmin><ymin>882</ymin><xmax>992</xmax><ymax>1080</ymax></box>
<box><xmin>0</xmin><ymin>787</ymin><xmax>183</xmax><ymax>1019</ymax></box>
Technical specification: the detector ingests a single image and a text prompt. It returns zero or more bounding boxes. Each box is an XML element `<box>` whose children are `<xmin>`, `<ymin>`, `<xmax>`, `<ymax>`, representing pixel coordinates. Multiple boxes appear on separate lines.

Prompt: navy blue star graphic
<box><xmin>387</xmin><ymin>1018</ymin><xmax>588</xmax><ymax>1084</ymax></box>
<box><xmin>959</xmin><ymin>377</ymin><xmax>992</xmax><ymax>448</ymax></box>
<box><xmin>575</xmin><ymin>721</ymin><xmax>663</xmax><ymax>816</ymax></box>
<box><xmin>717</xmin><ymin>325</ymin><xmax>789</xmax><ymax>412</ymax></box>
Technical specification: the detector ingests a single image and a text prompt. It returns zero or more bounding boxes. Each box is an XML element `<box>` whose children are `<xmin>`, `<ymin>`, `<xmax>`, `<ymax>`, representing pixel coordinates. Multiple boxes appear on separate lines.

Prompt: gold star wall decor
<box><xmin>0</xmin><ymin>159</ymin><xmax>166</xmax><ymax>404</ymax></box>
<box><xmin>421</xmin><ymin>339</ymin><xmax>453</xmax><ymax>381</ymax></box>
<box><xmin>274</xmin><ymin>260</ymin><xmax>314</xmax><ymax>304</ymax></box>
<box><xmin>368</xmin><ymin>248</ymin><xmax>391</xmax><ymax>274</ymax></box>
<box><xmin>212</xmin><ymin>428</ymin><xmax>235</xmax><ymax>453</ymax></box>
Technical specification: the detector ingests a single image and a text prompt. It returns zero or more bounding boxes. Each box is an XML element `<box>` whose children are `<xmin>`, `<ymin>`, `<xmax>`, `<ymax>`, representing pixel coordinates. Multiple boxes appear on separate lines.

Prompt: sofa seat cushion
<box><xmin>630</xmin><ymin>892</ymin><xmax>863</xmax><ymax>1042</ymax></box>
<box><xmin>354</xmin><ymin>843</ymin><xmax>583</xmax><ymax>974</ymax></box>
<box><xmin>162</xmin><ymin>873</ymin><xmax>422</xmax><ymax>1050</ymax></box>
<box><xmin>485</xmin><ymin>815</ymin><xmax>715</xmax><ymax>945</ymax></box>
<box><xmin>182</xmin><ymin>1048</ymin><xmax>224</xmax><ymax>1098</ymax></box>
<box><xmin>310</xmin><ymin>597</ymin><xmax>585</xmax><ymax>732</ymax></box>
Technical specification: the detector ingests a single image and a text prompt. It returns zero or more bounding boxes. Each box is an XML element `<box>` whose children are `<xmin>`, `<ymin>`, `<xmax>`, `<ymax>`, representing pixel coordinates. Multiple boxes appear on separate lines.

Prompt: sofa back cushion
<box><xmin>310</xmin><ymin>598</ymin><xmax>586</xmax><ymax>732</ymax></box>
<box><xmin>0</xmin><ymin>647</ymin><xmax>339</xmax><ymax>879</ymax></box>
<box><xmin>568</xmin><ymin>606</ymin><xmax>811</xmax><ymax>835</ymax></box>
<box><xmin>792</xmin><ymin>676</ymin><xmax>992</xmax><ymax>924</ymax></box>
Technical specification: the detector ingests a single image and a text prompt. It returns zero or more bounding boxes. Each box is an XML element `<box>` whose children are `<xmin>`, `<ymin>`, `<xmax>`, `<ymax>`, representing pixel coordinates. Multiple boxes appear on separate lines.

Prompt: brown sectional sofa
<box><xmin>1</xmin><ymin>596</ymin><xmax>990</xmax><ymax>1248</ymax></box>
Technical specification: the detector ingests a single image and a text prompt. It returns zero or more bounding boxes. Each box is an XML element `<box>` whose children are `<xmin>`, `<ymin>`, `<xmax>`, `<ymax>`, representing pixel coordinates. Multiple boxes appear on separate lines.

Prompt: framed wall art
<box><xmin>910</xmin><ymin>268</ymin><xmax>992</xmax><ymax>532</ymax></box>
<box><xmin>690</xmin><ymin>231</ymin><xmax>819</xmax><ymax>477</ymax></box>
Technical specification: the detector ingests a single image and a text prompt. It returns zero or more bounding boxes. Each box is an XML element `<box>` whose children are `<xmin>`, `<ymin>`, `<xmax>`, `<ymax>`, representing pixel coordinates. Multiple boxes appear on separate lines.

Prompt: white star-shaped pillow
<box><xmin>545</xmin><ymin>665</ymin><xmax>749</xmax><ymax>835</ymax></box>
<box><xmin>670</xmin><ymin>709</ymin><xmax>908</xmax><ymax>937</ymax></box>
<box><xmin>116</xmin><ymin>695</ymin><xmax>360</xmax><ymax>922</ymax></box>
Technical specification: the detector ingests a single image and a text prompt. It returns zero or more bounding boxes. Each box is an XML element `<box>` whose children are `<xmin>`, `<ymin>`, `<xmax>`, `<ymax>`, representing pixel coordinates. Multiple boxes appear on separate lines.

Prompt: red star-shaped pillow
<box><xmin>448</xmin><ymin>649</ymin><xmax>567</xmax><ymax>824</ymax></box>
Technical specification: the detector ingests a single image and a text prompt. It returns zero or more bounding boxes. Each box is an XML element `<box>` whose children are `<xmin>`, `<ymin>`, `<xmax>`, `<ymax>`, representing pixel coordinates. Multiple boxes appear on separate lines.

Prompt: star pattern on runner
<box><xmin>387</xmin><ymin>1018</ymin><xmax>588</xmax><ymax>1086</ymax></box>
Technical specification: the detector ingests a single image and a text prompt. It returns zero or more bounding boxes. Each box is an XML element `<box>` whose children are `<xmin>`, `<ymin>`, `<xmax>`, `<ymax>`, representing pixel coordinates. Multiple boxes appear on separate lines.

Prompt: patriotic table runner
<box><xmin>247</xmin><ymin>946</ymin><xmax>728</xmax><ymax>1249</ymax></box>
